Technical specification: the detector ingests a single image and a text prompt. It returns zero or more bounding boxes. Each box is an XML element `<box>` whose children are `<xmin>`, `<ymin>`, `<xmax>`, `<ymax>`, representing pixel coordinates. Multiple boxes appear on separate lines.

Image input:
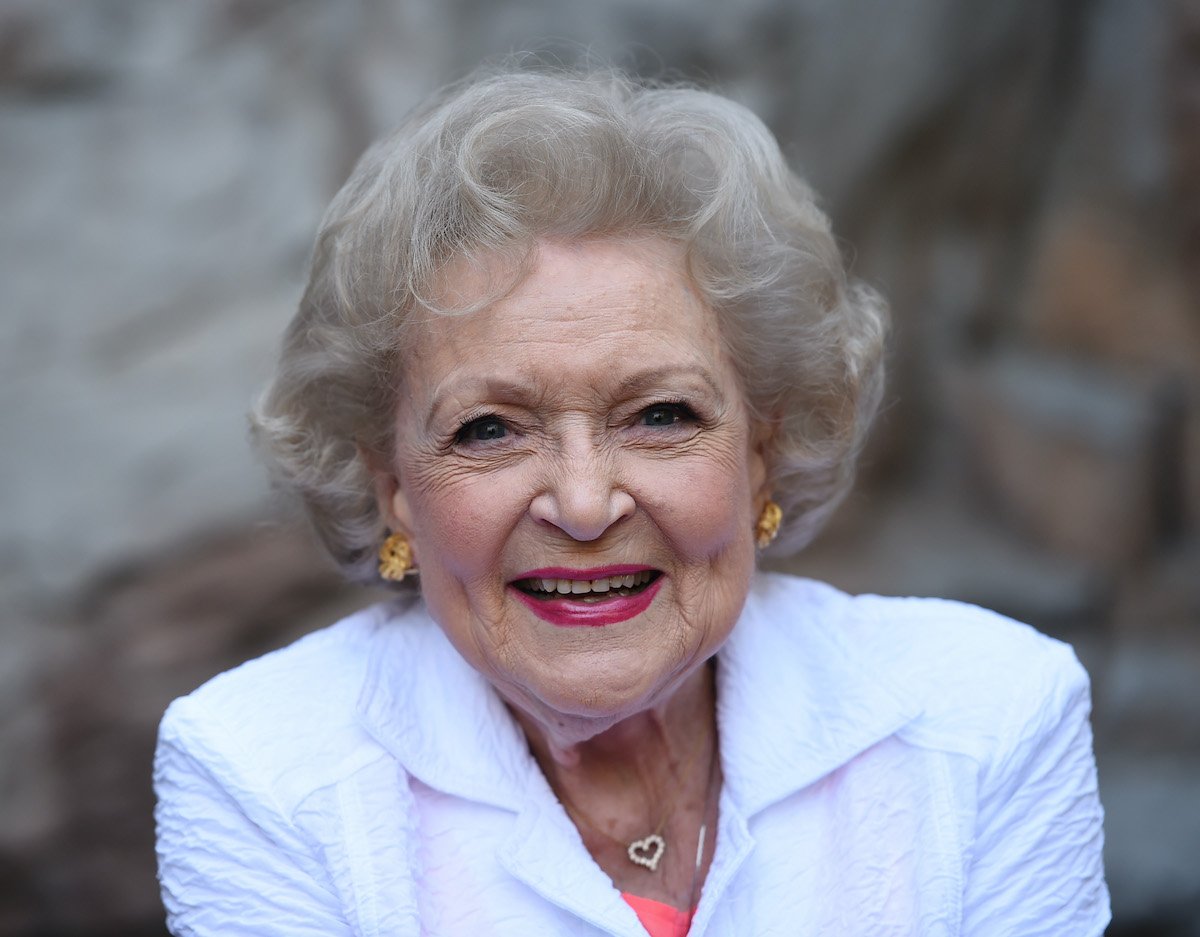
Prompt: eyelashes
<box><xmin>638</xmin><ymin>400</ymin><xmax>699</xmax><ymax>428</ymax></box>
<box><xmin>454</xmin><ymin>413</ymin><xmax>508</xmax><ymax>444</ymax></box>
<box><xmin>450</xmin><ymin>399</ymin><xmax>705</xmax><ymax>449</ymax></box>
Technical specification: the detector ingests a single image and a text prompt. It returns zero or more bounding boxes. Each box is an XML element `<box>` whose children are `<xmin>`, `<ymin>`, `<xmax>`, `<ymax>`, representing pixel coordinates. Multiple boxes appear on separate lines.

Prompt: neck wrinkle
<box><xmin>517</xmin><ymin>659</ymin><xmax>716</xmax><ymax>802</ymax></box>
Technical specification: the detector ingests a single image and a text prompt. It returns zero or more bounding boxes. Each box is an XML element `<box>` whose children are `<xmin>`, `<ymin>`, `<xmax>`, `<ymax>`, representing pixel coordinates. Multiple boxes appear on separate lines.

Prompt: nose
<box><xmin>529</xmin><ymin>446</ymin><xmax>635</xmax><ymax>542</ymax></box>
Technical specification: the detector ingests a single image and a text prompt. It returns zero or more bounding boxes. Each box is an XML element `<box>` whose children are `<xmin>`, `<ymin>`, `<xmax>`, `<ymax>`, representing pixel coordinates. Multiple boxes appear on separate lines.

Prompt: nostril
<box><xmin>528</xmin><ymin>487</ymin><xmax>635</xmax><ymax>542</ymax></box>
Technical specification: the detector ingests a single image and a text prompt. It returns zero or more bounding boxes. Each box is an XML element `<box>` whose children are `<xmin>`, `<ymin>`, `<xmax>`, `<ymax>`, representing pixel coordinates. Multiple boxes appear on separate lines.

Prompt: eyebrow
<box><xmin>613</xmin><ymin>364</ymin><xmax>725</xmax><ymax>399</ymax></box>
<box><xmin>423</xmin><ymin>364</ymin><xmax>727</xmax><ymax>432</ymax></box>
<box><xmin>423</xmin><ymin>377</ymin><xmax>535</xmax><ymax>433</ymax></box>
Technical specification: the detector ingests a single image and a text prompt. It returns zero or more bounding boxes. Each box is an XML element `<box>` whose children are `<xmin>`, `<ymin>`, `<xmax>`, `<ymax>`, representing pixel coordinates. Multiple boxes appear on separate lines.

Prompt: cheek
<box><xmin>639</xmin><ymin>451</ymin><xmax>755</xmax><ymax>558</ymax></box>
<box><xmin>409</xmin><ymin>473</ymin><xmax>521</xmax><ymax>581</ymax></box>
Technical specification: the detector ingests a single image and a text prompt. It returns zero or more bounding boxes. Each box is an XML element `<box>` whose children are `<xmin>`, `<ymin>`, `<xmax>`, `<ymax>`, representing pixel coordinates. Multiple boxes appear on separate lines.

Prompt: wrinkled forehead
<box><xmin>395</xmin><ymin>238</ymin><xmax>735</xmax><ymax>408</ymax></box>
<box><xmin>403</xmin><ymin>236</ymin><xmax>712</xmax><ymax>353</ymax></box>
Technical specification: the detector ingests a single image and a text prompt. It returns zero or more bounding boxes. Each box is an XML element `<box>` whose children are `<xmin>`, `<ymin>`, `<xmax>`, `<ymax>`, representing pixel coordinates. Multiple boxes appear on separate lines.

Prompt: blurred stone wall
<box><xmin>1</xmin><ymin>0</ymin><xmax>1197</xmax><ymax>933</ymax></box>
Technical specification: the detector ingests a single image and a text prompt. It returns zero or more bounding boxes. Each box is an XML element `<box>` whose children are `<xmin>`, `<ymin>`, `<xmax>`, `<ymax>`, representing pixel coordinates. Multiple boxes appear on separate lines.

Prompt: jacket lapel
<box><xmin>716</xmin><ymin>574</ymin><xmax>924</xmax><ymax>819</ymax></box>
<box><xmin>355</xmin><ymin>600</ymin><xmax>530</xmax><ymax>812</ymax></box>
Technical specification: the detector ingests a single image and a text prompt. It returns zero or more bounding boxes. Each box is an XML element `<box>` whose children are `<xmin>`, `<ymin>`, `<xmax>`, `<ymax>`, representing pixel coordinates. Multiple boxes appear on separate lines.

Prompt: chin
<box><xmin>524</xmin><ymin>655</ymin><xmax>689</xmax><ymax>725</ymax></box>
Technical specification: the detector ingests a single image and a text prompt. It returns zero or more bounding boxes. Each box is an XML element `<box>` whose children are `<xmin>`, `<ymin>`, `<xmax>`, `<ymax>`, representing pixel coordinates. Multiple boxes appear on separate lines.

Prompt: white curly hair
<box><xmin>251</xmin><ymin>61</ymin><xmax>888</xmax><ymax>587</ymax></box>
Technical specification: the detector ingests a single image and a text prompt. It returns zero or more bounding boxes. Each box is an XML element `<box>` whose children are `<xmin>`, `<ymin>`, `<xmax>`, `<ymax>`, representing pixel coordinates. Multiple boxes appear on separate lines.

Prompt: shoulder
<box><xmin>156</xmin><ymin>600</ymin><xmax>410</xmax><ymax>812</ymax></box>
<box><xmin>851</xmin><ymin>589</ymin><xmax>1091</xmax><ymax>766</ymax></box>
<box><xmin>749</xmin><ymin>572</ymin><xmax>1093</xmax><ymax>765</ymax></box>
<box><xmin>154</xmin><ymin>600</ymin><xmax>434</xmax><ymax>934</ymax></box>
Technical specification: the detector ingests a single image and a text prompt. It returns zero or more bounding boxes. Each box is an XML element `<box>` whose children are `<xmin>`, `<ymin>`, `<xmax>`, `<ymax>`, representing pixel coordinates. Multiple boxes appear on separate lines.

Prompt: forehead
<box><xmin>402</xmin><ymin>239</ymin><xmax>732</xmax><ymax>401</ymax></box>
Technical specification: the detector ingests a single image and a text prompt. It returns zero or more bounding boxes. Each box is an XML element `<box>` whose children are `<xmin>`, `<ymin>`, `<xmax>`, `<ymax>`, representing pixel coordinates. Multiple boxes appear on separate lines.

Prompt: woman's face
<box><xmin>380</xmin><ymin>239</ymin><xmax>768</xmax><ymax>740</ymax></box>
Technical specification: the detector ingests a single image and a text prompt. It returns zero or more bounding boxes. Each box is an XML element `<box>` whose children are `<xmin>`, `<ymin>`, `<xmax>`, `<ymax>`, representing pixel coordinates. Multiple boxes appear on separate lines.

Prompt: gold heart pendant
<box><xmin>627</xmin><ymin>834</ymin><xmax>666</xmax><ymax>871</ymax></box>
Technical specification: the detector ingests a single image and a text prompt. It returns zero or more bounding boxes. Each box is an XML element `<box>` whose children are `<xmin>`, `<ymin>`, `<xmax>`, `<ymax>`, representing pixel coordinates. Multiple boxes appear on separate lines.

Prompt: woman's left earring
<box><xmin>755</xmin><ymin>500</ymin><xmax>783</xmax><ymax>549</ymax></box>
<box><xmin>378</xmin><ymin>532</ymin><xmax>415</xmax><ymax>581</ymax></box>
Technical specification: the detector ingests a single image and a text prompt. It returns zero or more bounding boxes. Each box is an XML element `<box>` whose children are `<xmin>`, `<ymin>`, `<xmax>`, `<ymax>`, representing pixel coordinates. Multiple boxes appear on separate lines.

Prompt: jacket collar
<box><xmin>355</xmin><ymin>598</ymin><xmax>538</xmax><ymax>811</ymax></box>
<box><xmin>355</xmin><ymin>573</ymin><xmax>923</xmax><ymax>818</ymax></box>
<box><xmin>715</xmin><ymin>573</ymin><xmax>924</xmax><ymax>816</ymax></box>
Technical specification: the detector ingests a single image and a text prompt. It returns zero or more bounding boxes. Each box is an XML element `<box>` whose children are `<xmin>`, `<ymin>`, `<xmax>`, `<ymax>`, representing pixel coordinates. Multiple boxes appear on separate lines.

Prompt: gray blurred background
<box><xmin>1</xmin><ymin>0</ymin><xmax>1198</xmax><ymax>934</ymax></box>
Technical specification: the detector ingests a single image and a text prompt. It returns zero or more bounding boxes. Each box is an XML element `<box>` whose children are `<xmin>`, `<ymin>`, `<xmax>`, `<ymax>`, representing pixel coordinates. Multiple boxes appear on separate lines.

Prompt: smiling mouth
<box><xmin>513</xmin><ymin>570</ymin><xmax>661</xmax><ymax>602</ymax></box>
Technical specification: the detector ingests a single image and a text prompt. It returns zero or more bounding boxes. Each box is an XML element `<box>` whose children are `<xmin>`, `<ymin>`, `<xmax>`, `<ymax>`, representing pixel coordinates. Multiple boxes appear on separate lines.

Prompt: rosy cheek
<box><xmin>640</xmin><ymin>462</ymin><xmax>750</xmax><ymax>557</ymax></box>
<box><xmin>415</xmin><ymin>478</ymin><xmax>512</xmax><ymax>578</ymax></box>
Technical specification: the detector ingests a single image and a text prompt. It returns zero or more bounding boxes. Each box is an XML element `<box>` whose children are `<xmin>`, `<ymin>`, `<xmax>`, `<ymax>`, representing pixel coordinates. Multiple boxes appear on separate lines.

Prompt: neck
<box><xmin>514</xmin><ymin>661</ymin><xmax>721</xmax><ymax>907</ymax></box>
<box><xmin>515</xmin><ymin>659</ymin><xmax>717</xmax><ymax>796</ymax></box>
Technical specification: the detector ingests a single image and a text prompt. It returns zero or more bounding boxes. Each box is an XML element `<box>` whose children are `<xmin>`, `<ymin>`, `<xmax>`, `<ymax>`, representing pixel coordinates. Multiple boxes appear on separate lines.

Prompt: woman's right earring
<box><xmin>378</xmin><ymin>532</ymin><xmax>414</xmax><ymax>581</ymax></box>
<box><xmin>755</xmin><ymin>500</ymin><xmax>783</xmax><ymax>549</ymax></box>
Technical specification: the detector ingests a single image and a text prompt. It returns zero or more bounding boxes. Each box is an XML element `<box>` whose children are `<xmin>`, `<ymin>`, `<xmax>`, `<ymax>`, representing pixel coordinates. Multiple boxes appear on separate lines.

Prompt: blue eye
<box><xmin>640</xmin><ymin>402</ymin><xmax>695</xmax><ymax>427</ymax></box>
<box><xmin>456</xmin><ymin>415</ymin><xmax>507</xmax><ymax>443</ymax></box>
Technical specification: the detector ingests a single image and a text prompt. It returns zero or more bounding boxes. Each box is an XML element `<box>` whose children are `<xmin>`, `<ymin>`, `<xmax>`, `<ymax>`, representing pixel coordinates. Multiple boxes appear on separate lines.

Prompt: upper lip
<box><xmin>512</xmin><ymin>564</ymin><xmax>657</xmax><ymax>581</ymax></box>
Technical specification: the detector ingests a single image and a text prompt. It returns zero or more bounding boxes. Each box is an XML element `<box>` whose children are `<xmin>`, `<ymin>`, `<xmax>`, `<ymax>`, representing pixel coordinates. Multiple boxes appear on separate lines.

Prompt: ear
<box><xmin>747</xmin><ymin>418</ymin><xmax>776</xmax><ymax>512</ymax></box>
<box><xmin>362</xmin><ymin>445</ymin><xmax>415</xmax><ymax>535</ymax></box>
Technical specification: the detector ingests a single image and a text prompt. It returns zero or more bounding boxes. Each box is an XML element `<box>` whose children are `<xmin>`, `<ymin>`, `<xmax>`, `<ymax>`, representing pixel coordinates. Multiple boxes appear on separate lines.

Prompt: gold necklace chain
<box><xmin>554</xmin><ymin>722</ymin><xmax>716</xmax><ymax>873</ymax></box>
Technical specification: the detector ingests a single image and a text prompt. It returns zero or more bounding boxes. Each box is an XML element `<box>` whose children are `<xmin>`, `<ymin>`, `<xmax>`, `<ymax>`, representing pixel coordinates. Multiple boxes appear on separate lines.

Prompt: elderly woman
<box><xmin>154</xmin><ymin>65</ymin><xmax>1109</xmax><ymax>936</ymax></box>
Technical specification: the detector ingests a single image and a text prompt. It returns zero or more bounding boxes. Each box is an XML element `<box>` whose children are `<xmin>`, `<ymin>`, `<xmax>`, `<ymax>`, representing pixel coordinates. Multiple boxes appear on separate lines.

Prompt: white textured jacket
<box><xmin>154</xmin><ymin>573</ymin><xmax>1110</xmax><ymax>936</ymax></box>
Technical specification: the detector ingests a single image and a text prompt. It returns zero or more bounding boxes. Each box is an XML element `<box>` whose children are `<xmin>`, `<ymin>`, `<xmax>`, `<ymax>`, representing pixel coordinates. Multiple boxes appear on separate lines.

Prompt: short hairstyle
<box><xmin>251</xmin><ymin>62</ymin><xmax>887</xmax><ymax>587</ymax></box>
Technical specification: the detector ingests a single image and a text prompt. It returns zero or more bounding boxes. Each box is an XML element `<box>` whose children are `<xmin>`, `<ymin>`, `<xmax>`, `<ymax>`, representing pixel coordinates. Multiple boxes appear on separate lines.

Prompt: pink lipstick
<box><xmin>509</xmin><ymin>566</ymin><xmax>662</xmax><ymax>627</ymax></box>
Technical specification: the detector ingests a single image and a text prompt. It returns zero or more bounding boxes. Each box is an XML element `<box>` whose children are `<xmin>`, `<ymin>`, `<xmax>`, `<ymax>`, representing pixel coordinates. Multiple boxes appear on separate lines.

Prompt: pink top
<box><xmin>622</xmin><ymin>893</ymin><xmax>696</xmax><ymax>937</ymax></box>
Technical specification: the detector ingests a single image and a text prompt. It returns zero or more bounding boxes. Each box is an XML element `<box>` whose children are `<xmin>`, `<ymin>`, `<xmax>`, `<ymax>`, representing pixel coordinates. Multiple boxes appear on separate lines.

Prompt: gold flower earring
<box><xmin>378</xmin><ymin>532</ymin><xmax>415</xmax><ymax>581</ymax></box>
<box><xmin>755</xmin><ymin>500</ymin><xmax>783</xmax><ymax>549</ymax></box>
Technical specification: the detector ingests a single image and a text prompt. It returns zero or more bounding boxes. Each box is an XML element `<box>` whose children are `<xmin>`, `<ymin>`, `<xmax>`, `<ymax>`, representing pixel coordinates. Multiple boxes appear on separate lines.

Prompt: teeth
<box><xmin>524</xmin><ymin>572</ymin><xmax>655</xmax><ymax>595</ymax></box>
